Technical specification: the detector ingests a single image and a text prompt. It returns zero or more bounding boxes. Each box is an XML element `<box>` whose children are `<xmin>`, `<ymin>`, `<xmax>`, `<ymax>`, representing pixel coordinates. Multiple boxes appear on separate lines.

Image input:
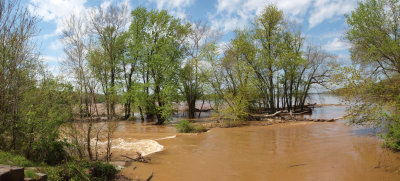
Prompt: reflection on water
<box><xmin>308</xmin><ymin>93</ymin><xmax>343</xmax><ymax>105</ymax></box>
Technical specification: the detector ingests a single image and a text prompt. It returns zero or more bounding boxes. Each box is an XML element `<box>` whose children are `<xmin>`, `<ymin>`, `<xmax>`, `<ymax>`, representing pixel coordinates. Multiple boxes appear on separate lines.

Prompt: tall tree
<box><xmin>125</xmin><ymin>8</ymin><xmax>190</xmax><ymax>124</ymax></box>
<box><xmin>89</xmin><ymin>3</ymin><xmax>128</xmax><ymax>118</ymax></box>
<box><xmin>180</xmin><ymin>21</ymin><xmax>211</xmax><ymax>119</ymax></box>
<box><xmin>0</xmin><ymin>0</ymin><xmax>39</xmax><ymax>150</ymax></box>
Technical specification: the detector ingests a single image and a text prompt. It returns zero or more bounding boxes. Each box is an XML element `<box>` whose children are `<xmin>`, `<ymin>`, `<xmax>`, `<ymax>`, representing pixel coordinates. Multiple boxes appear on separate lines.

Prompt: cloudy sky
<box><xmin>23</xmin><ymin>0</ymin><xmax>357</xmax><ymax>75</ymax></box>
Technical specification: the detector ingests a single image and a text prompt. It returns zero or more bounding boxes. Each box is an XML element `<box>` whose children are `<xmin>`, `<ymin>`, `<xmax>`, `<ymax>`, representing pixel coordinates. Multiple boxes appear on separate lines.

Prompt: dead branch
<box><xmin>121</xmin><ymin>152</ymin><xmax>151</xmax><ymax>163</ymax></box>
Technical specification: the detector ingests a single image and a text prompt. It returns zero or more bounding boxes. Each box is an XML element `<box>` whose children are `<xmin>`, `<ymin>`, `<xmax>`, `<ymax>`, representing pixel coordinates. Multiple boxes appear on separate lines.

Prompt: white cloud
<box><xmin>209</xmin><ymin>0</ymin><xmax>357</xmax><ymax>32</ymax></box>
<box><xmin>209</xmin><ymin>0</ymin><xmax>313</xmax><ymax>33</ymax></box>
<box><xmin>308</xmin><ymin>0</ymin><xmax>357</xmax><ymax>28</ymax></box>
<box><xmin>49</xmin><ymin>40</ymin><xmax>63</xmax><ymax>51</ymax></box>
<box><xmin>28</xmin><ymin>0</ymin><xmax>88</xmax><ymax>38</ymax></box>
<box><xmin>149</xmin><ymin>0</ymin><xmax>194</xmax><ymax>19</ymax></box>
<box><xmin>324</xmin><ymin>37</ymin><xmax>350</xmax><ymax>52</ymax></box>
<box><xmin>41</xmin><ymin>55</ymin><xmax>62</xmax><ymax>63</ymax></box>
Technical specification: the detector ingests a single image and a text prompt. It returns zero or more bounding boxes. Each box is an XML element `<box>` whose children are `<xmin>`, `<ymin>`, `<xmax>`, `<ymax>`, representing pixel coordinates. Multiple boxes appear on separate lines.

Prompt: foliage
<box><xmin>122</xmin><ymin>8</ymin><xmax>190</xmax><ymax>124</ymax></box>
<box><xmin>176</xmin><ymin>120</ymin><xmax>195</xmax><ymax>133</ymax></box>
<box><xmin>90</xmin><ymin>161</ymin><xmax>118</xmax><ymax>181</ymax></box>
<box><xmin>175</xmin><ymin>120</ymin><xmax>207</xmax><ymax>133</ymax></box>
<box><xmin>206</xmin><ymin>5</ymin><xmax>335</xmax><ymax>120</ymax></box>
<box><xmin>337</xmin><ymin>0</ymin><xmax>400</xmax><ymax>150</ymax></box>
<box><xmin>0</xmin><ymin>150</ymin><xmax>43</xmax><ymax>167</ymax></box>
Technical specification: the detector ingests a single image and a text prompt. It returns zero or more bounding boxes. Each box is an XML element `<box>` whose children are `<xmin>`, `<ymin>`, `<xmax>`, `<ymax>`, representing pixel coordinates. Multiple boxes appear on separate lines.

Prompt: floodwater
<box><xmin>93</xmin><ymin>95</ymin><xmax>400</xmax><ymax>180</ymax></box>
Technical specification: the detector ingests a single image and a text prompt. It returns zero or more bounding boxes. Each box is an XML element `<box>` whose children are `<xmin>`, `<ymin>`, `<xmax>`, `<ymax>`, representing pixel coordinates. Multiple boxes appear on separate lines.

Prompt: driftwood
<box><xmin>122</xmin><ymin>152</ymin><xmax>151</xmax><ymax>163</ymax></box>
<box><xmin>296</xmin><ymin>114</ymin><xmax>349</xmax><ymax>122</ymax></box>
<box><xmin>146</xmin><ymin>171</ymin><xmax>153</xmax><ymax>181</ymax></box>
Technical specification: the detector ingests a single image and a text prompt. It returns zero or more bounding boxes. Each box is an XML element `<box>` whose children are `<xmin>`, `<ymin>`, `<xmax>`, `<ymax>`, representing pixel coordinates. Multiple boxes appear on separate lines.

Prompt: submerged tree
<box><xmin>124</xmin><ymin>8</ymin><xmax>190</xmax><ymax>124</ymax></box>
<box><xmin>208</xmin><ymin>4</ymin><xmax>335</xmax><ymax>120</ymax></box>
<box><xmin>89</xmin><ymin>3</ymin><xmax>128</xmax><ymax>118</ymax></box>
<box><xmin>180</xmin><ymin>21</ymin><xmax>213</xmax><ymax>119</ymax></box>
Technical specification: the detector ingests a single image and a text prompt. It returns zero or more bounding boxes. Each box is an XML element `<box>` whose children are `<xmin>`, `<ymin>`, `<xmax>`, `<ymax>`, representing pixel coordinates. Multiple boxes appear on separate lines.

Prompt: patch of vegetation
<box><xmin>90</xmin><ymin>161</ymin><xmax>118</xmax><ymax>181</ymax></box>
<box><xmin>176</xmin><ymin>120</ymin><xmax>208</xmax><ymax>133</ymax></box>
<box><xmin>0</xmin><ymin>151</ymin><xmax>42</xmax><ymax>167</ymax></box>
<box><xmin>24</xmin><ymin>169</ymin><xmax>39</xmax><ymax>179</ymax></box>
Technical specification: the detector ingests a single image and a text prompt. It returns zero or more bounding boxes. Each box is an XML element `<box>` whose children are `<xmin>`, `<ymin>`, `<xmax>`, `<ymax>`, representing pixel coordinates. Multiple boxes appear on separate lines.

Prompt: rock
<box><xmin>0</xmin><ymin>164</ymin><xmax>24</xmax><ymax>181</ymax></box>
<box><xmin>9</xmin><ymin>166</ymin><xmax>24</xmax><ymax>181</ymax></box>
<box><xmin>36</xmin><ymin>173</ymin><xmax>47</xmax><ymax>181</ymax></box>
<box><xmin>0</xmin><ymin>166</ymin><xmax>11</xmax><ymax>181</ymax></box>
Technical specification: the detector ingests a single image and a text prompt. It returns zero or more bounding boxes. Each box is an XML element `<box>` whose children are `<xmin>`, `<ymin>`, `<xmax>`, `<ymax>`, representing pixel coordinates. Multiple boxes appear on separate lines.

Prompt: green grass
<box><xmin>0</xmin><ymin>151</ymin><xmax>43</xmax><ymax>167</ymax></box>
<box><xmin>0</xmin><ymin>150</ymin><xmax>117</xmax><ymax>181</ymax></box>
<box><xmin>24</xmin><ymin>169</ymin><xmax>39</xmax><ymax>179</ymax></box>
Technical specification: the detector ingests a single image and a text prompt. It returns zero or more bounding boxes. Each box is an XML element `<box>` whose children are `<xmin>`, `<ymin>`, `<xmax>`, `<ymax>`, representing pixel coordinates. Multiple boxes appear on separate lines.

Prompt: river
<box><xmin>93</xmin><ymin>95</ymin><xmax>400</xmax><ymax>180</ymax></box>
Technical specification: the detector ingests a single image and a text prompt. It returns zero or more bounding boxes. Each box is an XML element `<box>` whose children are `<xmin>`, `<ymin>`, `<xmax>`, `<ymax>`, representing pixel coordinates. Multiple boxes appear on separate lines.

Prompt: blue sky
<box><xmin>23</xmin><ymin>0</ymin><xmax>357</xmax><ymax>75</ymax></box>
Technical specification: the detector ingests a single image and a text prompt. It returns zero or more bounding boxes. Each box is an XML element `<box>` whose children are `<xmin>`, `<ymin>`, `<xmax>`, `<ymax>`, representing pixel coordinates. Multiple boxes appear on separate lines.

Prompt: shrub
<box><xmin>176</xmin><ymin>120</ymin><xmax>208</xmax><ymax>133</ymax></box>
<box><xmin>194</xmin><ymin>125</ymin><xmax>208</xmax><ymax>132</ymax></box>
<box><xmin>176</xmin><ymin>120</ymin><xmax>195</xmax><ymax>133</ymax></box>
<box><xmin>58</xmin><ymin>161</ymin><xmax>90</xmax><ymax>181</ymax></box>
<box><xmin>382</xmin><ymin>117</ymin><xmax>400</xmax><ymax>151</ymax></box>
<box><xmin>30</xmin><ymin>140</ymin><xmax>69</xmax><ymax>165</ymax></box>
<box><xmin>90</xmin><ymin>161</ymin><xmax>118</xmax><ymax>181</ymax></box>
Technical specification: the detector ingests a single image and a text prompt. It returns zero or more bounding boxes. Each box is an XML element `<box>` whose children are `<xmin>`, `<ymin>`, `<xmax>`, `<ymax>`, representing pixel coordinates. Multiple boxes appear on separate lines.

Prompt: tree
<box><xmin>337</xmin><ymin>0</ymin><xmax>400</xmax><ymax>150</ymax></box>
<box><xmin>346</xmin><ymin>0</ymin><xmax>400</xmax><ymax>76</ymax></box>
<box><xmin>89</xmin><ymin>3</ymin><xmax>128</xmax><ymax>118</ymax></box>
<box><xmin>180</xmin><ymin>21</ymin><xmax>212</xmax><ymax>119</ymax></box>
<box><xmin>124</xmin><ymin>8</ymin><xmax>190</xmax><ymax>124</ymax></box>
<box><xmin>0</xmin><ymin>0</ymin><xmax>39</xmax><ymax>150</ymax></box>
<box><xmin>206</xmin><ymin>5</ymin><xmax>336</xmax><ymax>121</ymax></box>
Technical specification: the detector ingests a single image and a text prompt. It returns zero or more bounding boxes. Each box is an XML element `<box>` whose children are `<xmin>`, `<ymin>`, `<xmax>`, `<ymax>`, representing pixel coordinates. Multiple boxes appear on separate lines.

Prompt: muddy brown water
<box><xmin>120</xmin><ymin>121</ymin><xmax>400</xmax><ymax>181</ymax></box>
<box><xmin>85</xmin><ymin>103</ymin><xmax>400</xmax><ymax>180</ymax></box>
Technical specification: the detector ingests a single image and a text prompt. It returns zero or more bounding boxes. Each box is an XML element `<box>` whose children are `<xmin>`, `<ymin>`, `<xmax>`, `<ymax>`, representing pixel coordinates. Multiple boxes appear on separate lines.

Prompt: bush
<box><xmin>382</xmin><ymin>118</ymin><xmax>400</xmax><ymax>151</ymax></box>
<box><xmin>30</xmin><ymin>140</ymin><xmax>69</xmax><ymax>165</ymax></box>
<box><xmin>176</xmin><ymin>120</ymin><xmax>208</xmax><ymax>133</ymax></box>
<box><xmin>90</xmin><ymin>161</ymin><xmax>118</xmax><ymax>181</ymax></box>
<box><xmin>176</xmin><ymin>120</ymin><xmax>195</xmax><ymax>133</ymax></box>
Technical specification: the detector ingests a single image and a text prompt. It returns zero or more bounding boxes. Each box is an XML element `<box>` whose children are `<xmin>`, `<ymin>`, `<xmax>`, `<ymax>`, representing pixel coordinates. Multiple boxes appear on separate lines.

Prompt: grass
<box><xmin>0</xmin><ymin>150</ymin><xmax>118</xmax><ymax>181</ymax></box>
<box><xmin>24</xmin><ymin>169</ymin><xmax>39</xmax><ymax>179</ymax></box>
<box><xmin>0</xmin><ymin>150</ymin><xmax>43</xmax><ymax>167</ymax></box>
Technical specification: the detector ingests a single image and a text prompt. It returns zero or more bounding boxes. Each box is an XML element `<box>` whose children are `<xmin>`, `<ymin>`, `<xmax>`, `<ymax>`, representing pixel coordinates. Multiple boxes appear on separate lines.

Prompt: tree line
<box><xmin>0</xmin><ymin>0</ymin><xmax>337</xmax><ymax>167</ymax></box>
<box><xmin>62</xmin><ymin>3</ymin><xmax>336</xmax><ymax>125</ymax></box>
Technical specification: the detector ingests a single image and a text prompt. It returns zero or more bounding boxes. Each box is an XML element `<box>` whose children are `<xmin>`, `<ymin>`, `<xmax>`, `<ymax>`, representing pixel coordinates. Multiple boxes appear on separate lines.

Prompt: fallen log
<box><xmin>250</xmin><ymin>111</ymin><xmax>283</xmax><ymax>120</ymax></box>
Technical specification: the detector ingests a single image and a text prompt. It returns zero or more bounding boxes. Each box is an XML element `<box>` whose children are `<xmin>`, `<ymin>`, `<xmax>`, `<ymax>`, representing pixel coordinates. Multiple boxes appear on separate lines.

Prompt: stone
<box><xmin>9</xmin><ymin>166</ymin><xmax>24</xmax><ymax>181</ymax></box>
<box><xmin>0</xmin><ymin>164</ymin><xmax>24</xmax><ymax>181</ymax></box>
<box><xmin>0</xmin><ymin>166</ymin><xmax>11</xmax><ymax>181</ymax></box>
<box><xmin>36</xmin><ymin>173</ymin><xmax>47</xmax><ymax>181</ymax></box>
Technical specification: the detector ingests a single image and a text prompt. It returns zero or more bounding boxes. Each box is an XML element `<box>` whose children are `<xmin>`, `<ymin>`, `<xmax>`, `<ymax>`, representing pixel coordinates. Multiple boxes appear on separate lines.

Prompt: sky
<box><xmin>22</xmin><ymin>0</ymin><xmax>358</xmax><ymax>76</ymax></box>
